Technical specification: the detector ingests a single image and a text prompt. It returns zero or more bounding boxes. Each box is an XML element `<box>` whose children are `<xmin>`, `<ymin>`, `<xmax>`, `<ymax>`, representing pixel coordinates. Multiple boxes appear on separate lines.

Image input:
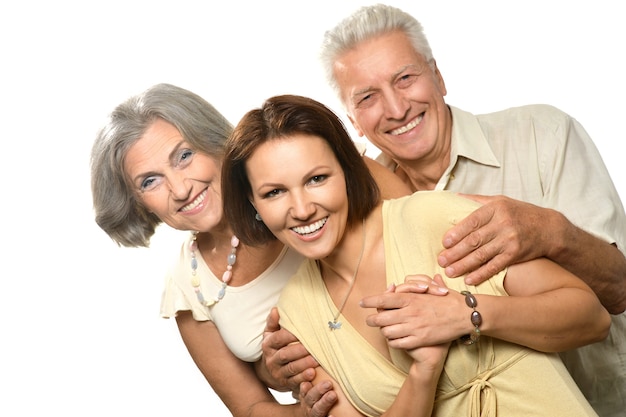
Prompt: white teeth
<box><xmin>181</xmin><ymin>190</ymin><xmax>207</xmax><ymax>212</ymax></box>
<box><xmin>390</xmin><ymin>114</ymin><xmax>423</xmax><ymax>135</ymax></box>
<box><xmin>292</xmin><ymin>217</ymin><xmax>328</xmax><ymax>235</ymax></box>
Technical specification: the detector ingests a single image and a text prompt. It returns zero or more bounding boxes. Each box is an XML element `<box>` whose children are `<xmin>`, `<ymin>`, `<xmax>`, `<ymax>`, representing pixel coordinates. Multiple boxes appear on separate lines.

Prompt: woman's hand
<box><xmin>360</xmin><ymin>274</ymin><xmax>466</xmax><ymax>348</ymax></box>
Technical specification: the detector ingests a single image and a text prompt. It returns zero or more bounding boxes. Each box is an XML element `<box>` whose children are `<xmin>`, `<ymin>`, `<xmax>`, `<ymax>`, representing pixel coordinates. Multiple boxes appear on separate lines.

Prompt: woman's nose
<box><xmin>289</xmin><ymin>193</ymin><xmax>316</xmax><ymax>220</ymax></box>
<box><xmin>168</xmin><ymin>172</ymin><xmax>191</xmax><ymax>201</ymax></box>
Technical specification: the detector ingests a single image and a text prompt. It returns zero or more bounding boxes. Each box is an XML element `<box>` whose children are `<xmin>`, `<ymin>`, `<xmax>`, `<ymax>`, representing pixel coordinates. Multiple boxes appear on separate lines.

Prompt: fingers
<box><xmin>283</xmin><ymin>355</ymin><xmax>319</xmax><ymax>386</ymax></box>
<box><xmin>300</xmin><ymin>381</ymin><xmax>337</xmax><ymax>417</ymax></box>
<box><xmin>399</xmin><ymin>274</ymin><xmax>448</xmax><ymax>295</ymax></box>
<box><xmin>432</xmin><ymin>273</ymin><xmax>447</xmax><ymax>288</ymax></box>
<box><xmin>440</xmin><ymin>236</ymin><xmax>512</xmax><ymax>283</ymax></box>
<box><xmin>271</xmin><ymin>343</ymin><xmax>318</xmax><ymax>390</ymax></box>
<box><xmin>438</xmin><ymin>198</ymin><xmax>517</xmax><ymax>279</ymax></box>
<box><xmin>263</xmin><ymin>327</ymin><xmax>299</xmax><ymax>351</ymax></box>
<box><xmin>262</xmin><ymin>326</ymin><xmax>319</xmax><ymax>391</ymax></box>
<box><xmin>264</xmin><ymin>307</ymin><xmax>281</xmax><ymax>333</ymax></box>
<box><xmin>463</xmin><ymin>258</ymin><xmax>510</xmax><ymax>285</ymax></box>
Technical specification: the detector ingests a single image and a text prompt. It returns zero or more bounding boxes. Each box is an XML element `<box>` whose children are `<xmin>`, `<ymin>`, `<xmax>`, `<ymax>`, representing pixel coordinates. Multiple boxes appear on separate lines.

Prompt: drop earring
<box><xmin>255</xmin><ymin>213</ymin><xmax>262</xmax><ymax>221</ymax></box>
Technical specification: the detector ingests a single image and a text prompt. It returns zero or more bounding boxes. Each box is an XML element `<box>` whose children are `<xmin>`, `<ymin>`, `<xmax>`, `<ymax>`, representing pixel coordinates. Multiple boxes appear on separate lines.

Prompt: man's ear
<box><xmin>347</xmin><ymin>113</ymin><xmax>365</xmax><ymax>137</ymax></box>
<box><xmin>432</xmin><ymin>60</ymin><xmax>447</xmax><ymax>97</ymax></box>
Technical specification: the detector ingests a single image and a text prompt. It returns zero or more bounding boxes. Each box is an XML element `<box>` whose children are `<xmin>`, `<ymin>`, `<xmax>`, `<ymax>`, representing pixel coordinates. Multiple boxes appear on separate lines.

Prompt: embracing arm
<box><xmin>256</xmin><ymin>308</ymin><xmax>338</xmax><ymax>417</ymax></box>
<box><xmin>438</xmin><ymin>195</ymin><xmax>626</xmax><ymax>314</ymax></box>
<box><xmin>176</xmin><ymin>311</ymin><xmax>301</xmax><ymax>417</ymax></box>
<box><xmin>362</xmin><ymin>261</ymin><xmax>611</xmax><ymax>353</ymax></box>
<box><xmin>475</xmin><ymin>257</ymin><xmax>611</xmax><ymax>352</ymax></box>
<box><xmin>313</xmin><ymin>349</ymin><xmax>446</xmax><ymax>417</ymax></box>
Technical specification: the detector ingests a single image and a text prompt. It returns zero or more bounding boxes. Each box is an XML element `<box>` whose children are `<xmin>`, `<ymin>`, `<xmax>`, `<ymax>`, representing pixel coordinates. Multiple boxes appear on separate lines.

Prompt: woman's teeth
<box><xmin>292</xmin><ymin>217</ymin><xmax>328</xmax><ymax>235</ymax></box>
<box><xmin>180</xmin><ymin>190</ymin><xmax>207</xmax><ymax>212</ymax></box>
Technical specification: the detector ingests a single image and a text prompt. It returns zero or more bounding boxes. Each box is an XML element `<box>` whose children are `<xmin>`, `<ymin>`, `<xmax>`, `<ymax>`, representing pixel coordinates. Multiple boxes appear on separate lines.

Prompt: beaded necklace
<box><xmin>190</xmin><ymin>232</ymin><xmax>239</xmax><ymax>307</ymax></box>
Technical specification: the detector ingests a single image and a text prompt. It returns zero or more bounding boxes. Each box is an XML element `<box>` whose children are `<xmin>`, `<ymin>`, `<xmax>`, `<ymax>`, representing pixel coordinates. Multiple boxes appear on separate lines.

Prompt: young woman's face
<box><xmin>246</xmin><ymin>134</ymin><xmax>349</xmax><ymax>259</ymax></box>
<box><xmin>124</xmin><ymin>118</ymin><xmax>226</xmax><ymax>232</ymax></box>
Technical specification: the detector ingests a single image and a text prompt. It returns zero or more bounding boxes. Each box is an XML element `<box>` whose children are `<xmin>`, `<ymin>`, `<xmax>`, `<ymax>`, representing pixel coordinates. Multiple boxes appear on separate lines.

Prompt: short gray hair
<box><xmin>320</xmin><ymin>3</ymin><xmax>434</xmax><ymax>99</ymax></box>
<box><xmin>90</xmin><ymin>83</ymin><xmax>232</xmax><ymax>247</ymax></box>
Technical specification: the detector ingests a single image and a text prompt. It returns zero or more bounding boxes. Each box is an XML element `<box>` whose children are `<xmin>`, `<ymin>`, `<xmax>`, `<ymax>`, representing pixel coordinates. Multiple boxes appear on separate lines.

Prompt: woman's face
<box><xmin>246</xmin><ymin>134</ymin><xmax>349</xmax><ymax>259</ymax></box>
<box><xmin>124</xmin><ymin>118</ymin><xmax>226</xmax><ymax>232</ymax></box>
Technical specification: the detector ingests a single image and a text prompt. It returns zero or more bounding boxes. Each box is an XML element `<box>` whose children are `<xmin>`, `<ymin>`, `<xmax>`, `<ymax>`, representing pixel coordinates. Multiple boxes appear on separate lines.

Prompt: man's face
<box><xmin>333</xmin><ymin>30</ymin><xmax>450</xmax><ymax>166</ymax></box>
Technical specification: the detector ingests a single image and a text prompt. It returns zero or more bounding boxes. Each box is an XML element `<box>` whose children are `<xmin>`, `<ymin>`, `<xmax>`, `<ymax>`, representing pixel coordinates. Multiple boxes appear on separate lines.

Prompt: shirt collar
<box><xmin>449</xmin><ymin>106</ymin><xmax>501</xmax><ymax>168</ymax></box>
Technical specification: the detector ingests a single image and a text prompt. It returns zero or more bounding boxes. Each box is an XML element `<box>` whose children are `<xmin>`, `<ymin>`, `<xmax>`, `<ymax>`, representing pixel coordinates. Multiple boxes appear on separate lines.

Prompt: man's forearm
<box><xmin>549</xmin><ymin>211</ymin><xmax>626</xmax><ymax>313</ymax></box>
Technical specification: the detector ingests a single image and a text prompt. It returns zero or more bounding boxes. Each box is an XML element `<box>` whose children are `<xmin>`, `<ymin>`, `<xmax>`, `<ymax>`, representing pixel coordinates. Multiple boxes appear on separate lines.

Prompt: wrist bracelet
<box><xmin>459</xmin><ymin>290</ymin><xmax>482</xmax><ymax>345</ymax></box>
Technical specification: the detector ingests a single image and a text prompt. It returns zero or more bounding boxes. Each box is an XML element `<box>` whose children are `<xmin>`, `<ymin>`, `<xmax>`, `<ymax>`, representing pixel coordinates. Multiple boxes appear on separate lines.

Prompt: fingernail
<box><xmin>437</xmin><ymin>287</ymin><xmax>449</xmax><ymax>294</ymax></box>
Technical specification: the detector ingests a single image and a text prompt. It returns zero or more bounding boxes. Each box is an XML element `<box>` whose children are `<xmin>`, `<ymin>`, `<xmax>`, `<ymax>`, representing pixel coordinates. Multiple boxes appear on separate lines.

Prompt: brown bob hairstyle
<box><xmin>221</xmin><ymin>94</ymin><xmax>380</xmax><ymax>246</ymax></box>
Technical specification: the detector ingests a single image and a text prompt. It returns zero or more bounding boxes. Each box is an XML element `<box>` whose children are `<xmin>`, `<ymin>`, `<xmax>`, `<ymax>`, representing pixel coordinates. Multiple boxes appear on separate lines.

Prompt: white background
<box><xmin>1</xmin><ymin>1</ymin><xmax>624</xmax><ymax>415</ymax></box>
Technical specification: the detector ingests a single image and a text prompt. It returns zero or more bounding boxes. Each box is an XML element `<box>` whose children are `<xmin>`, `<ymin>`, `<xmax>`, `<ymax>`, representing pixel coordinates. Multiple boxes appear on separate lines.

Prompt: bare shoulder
<box><xmin>363</xmin><ymin>156</ymin><xmax>411</xmax><ymax>199</ymax></box>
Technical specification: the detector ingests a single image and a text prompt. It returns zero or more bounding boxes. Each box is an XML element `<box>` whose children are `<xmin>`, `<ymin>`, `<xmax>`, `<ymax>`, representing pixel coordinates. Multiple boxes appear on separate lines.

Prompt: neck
<box><xmin>195</xmin><ymin>227</ymin><xmax>235</xmax><ymax>250</ymax></box>
<box><xmin>319</xmin><ymin>218</ymin><xmax>367</xmax><ymax>285</ymax></box>
<box><xmin>396</xmin><ymin>154</ymin><xmax>450</xmax><ymax>192</ymax></box>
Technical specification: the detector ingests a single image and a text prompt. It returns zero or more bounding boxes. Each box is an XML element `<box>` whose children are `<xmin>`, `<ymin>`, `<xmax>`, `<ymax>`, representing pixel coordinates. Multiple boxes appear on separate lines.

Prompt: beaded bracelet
<box><xmin>459</xmin><ymin>290</ymin><xmax>482</xmax><ymax>345</ymax></box>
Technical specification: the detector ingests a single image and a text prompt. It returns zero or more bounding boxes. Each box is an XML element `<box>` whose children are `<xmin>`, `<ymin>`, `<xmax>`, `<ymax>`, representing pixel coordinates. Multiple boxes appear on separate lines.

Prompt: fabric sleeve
<box><xmin>537</xmin><ymin>108</ymin><xmax>626</xmax><ymax>250</ymax></box>
<box><xmin>159</xmin><ymin>240</ymin><xmax>213</xmax><ymax>322</ymax></box>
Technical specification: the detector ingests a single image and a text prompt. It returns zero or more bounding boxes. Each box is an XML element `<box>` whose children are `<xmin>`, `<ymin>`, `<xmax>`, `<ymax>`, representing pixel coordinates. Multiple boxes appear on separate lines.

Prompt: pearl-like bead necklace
<box><xmin>190</xmin><ymin>233</ymin><xmax>239</xmax><ymax>307</ymax></box>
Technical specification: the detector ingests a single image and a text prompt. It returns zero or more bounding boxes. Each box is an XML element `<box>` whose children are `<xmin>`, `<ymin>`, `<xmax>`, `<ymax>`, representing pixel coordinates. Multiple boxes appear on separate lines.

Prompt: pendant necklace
<box><xmin>190</xmin><ymin>232</ymin><xmax>239</xmax><ymax>307</ymax></box>
<box><xmin>328</xmin><ymin>219</ymin><xmax>366</xmax><ymax>330</ymax></box>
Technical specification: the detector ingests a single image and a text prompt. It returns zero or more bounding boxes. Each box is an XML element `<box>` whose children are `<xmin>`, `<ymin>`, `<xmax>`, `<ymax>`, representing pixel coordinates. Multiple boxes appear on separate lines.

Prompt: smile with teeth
<box><xmin>180</xmin><ymin>189</ymin><xmax>207</xmax><ymax>212</ymax></box>
<box><xmin>390</xmin><ymin>114</ymin><xmax>423</xmax><ymax>135</ymax></box>
<box><xmin>292</xmin><ymin>217</ymin><xmax>328</xmax><ymax>235</ymax></box>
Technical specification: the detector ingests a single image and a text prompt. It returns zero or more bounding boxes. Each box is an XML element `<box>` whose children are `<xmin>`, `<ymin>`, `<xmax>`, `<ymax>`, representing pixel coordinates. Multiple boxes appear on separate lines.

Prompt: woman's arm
<box><xmin>176</xmin><ymin>311</ymin><xmax>301</xmax><ymax>417</ymax></box>
<box><xmin>313</xmin><ymin>345</ymin><xmax>447</xmax><ymax>417</ymax></box>
<box><xmin>362</xmin><ymin>259</ymin><xmax>611</xmax><ymax>353</ymax></box>
<box><xmin>482</xmin><ymin>257</ymin><xmax>612</xmax><ymax>351</ymax></box>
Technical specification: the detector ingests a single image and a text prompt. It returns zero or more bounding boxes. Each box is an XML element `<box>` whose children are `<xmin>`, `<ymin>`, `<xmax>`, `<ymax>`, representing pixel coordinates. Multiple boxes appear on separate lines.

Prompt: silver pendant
<box><xmin>328</xmin><ymin>320</ymin><xmax>342</xmax><ymax>330</ymax></box>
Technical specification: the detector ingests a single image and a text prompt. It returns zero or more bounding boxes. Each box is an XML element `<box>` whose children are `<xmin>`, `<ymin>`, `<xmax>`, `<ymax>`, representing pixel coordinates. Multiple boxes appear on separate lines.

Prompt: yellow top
<box><xmin>278</xmin><ymin>191</ymin><xmax>597</xmax><ymax>416</ymax></box>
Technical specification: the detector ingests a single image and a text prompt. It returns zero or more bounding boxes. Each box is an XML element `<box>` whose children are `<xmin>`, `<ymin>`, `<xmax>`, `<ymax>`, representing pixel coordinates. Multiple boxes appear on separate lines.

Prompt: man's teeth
<box><xmin>390</xmin><ymin>115</ymin><xmax>423</xmax><ymax>135</ymax></box>
<box><xmin>292</xmin><ymin>218</ymin><xmax>328</xmax><ymax>235</ymax></box>
<box><xmin>181</xmin><ymin>190</ymin><xmax>207</xmax><ymax>212</ymax></box>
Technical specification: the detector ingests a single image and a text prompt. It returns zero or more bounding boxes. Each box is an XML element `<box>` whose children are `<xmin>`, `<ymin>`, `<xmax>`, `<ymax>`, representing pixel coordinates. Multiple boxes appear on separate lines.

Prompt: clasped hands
<box><xmin>258</xmin><ymin>275</ymin><xmax>457</xmax><ymax>417</ymax></box>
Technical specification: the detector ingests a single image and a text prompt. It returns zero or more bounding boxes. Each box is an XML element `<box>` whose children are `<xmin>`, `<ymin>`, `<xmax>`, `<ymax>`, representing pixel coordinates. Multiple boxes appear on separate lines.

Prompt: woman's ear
<box><xmin>249</xmin><ymin>199</ymin><xmax>263</xmax><ymax>222</ymax></box>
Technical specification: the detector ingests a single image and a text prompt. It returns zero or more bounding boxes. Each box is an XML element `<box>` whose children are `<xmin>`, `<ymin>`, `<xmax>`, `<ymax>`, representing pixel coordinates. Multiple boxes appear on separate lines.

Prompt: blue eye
<box><xmin>140</xmin><ymin>176</ymin><xmax>156</xmax><ymax>191</ymax></box>
<box><xmin>176</xmin><ymin>149</ymin><xmax>194</xmax><ymax>166</ymax></box>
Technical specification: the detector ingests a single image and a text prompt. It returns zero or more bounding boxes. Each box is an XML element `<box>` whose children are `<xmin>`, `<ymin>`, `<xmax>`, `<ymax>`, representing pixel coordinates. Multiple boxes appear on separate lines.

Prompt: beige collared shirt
<box><xmin>377</xmin><ymin>104</ymin><xmax>626</xmax><ymax>416</ymax></box>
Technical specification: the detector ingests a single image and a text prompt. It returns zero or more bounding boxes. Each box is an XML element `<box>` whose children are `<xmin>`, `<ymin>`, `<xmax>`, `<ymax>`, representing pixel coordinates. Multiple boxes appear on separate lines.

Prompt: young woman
<box><xmin>221</xmin><ymin>94</ymin><xmax>610</xmax><ymax>416</ymax></box>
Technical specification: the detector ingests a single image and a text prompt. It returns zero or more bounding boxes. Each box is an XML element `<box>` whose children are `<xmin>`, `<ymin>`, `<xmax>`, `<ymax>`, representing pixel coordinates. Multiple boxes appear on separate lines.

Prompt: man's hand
<box><xmin>299</xmin><ymin>381</ymin><xmax>338</xmax><ymax>417</ymax></box>
<box><xmin>259</xmin><ymin>308</ymin><xmax>319</xmax><ymax>392</ymax></box>
<box><xmin>438</xmin><ymin>194</ymin><xmax>554</xmax><ymax>285</ymax></box>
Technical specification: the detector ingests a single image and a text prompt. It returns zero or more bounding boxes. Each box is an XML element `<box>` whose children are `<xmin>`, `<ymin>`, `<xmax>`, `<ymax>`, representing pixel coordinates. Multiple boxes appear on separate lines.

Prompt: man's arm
<box><xmin>437</xmin><ymin>194</ymin><xmax>626</xmax><ymax>313</ymax></box>
<box><xmin>255</xmin><ymin>307</ymin><xmax>319</xmax><ymax>392</ymax></box>
<box><xmin>255</xmin><ymin>308</ymin><xmax>338</xmax><ymax>416</ymax></box>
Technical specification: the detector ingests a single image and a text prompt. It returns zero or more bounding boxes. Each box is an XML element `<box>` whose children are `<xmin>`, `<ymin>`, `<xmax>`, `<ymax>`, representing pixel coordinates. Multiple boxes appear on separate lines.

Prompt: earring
<box><xmin>255</xmin><ymin>213</ymin><xmax>262</xmax><ymax>221</ymax></box>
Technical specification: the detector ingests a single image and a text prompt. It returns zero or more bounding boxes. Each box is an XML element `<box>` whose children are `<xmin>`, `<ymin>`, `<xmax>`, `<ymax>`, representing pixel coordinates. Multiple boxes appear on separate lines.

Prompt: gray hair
<box><xmin>320</xmin><ymin>3</ymin><xmax>434</xmax><ymax>99</ymax></box>
<box><xmin>90</xmin><ymin>83</ymin><xmax>233</xmax><ymax>247</ymax></box>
